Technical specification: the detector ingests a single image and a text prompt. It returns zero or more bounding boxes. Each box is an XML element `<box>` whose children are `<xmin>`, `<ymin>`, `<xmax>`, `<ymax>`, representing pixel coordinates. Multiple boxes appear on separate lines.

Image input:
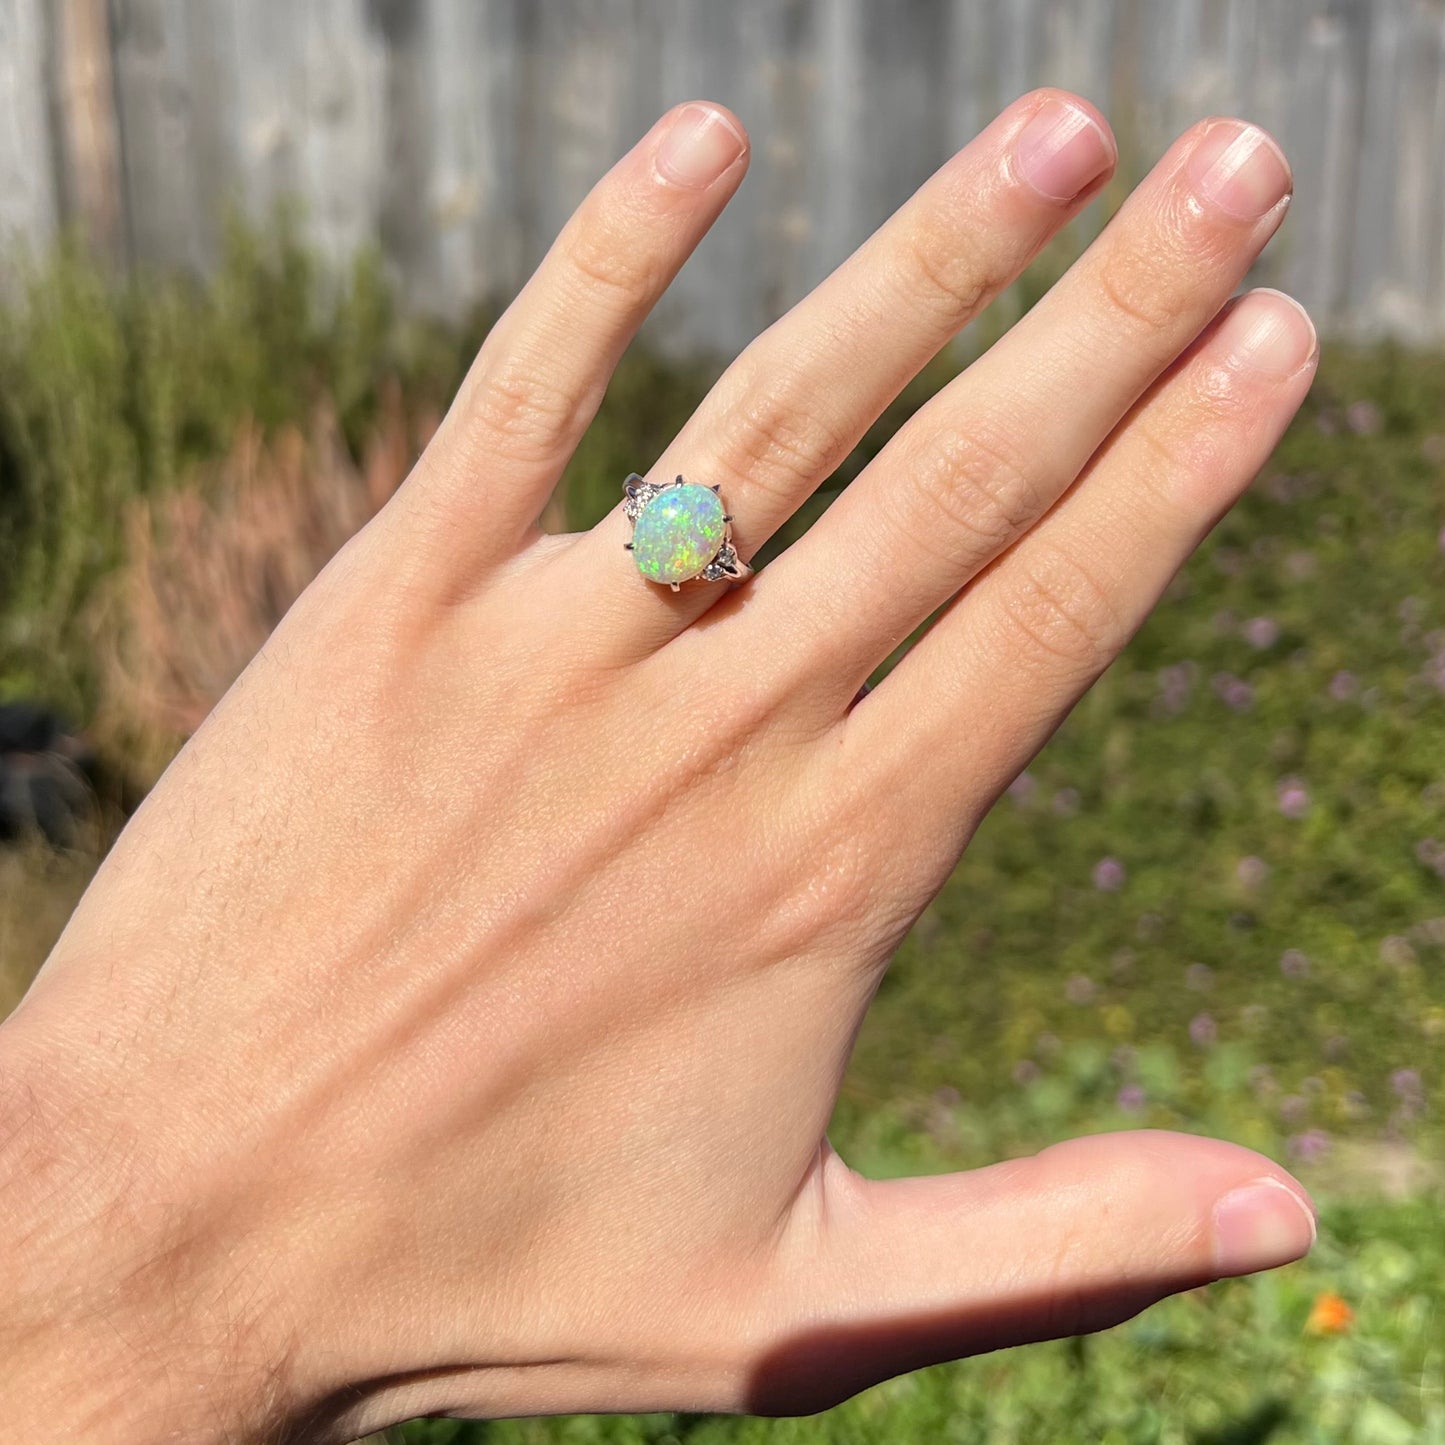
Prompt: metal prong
<box><xmin>670</xmin><ymin>582</ymin><xmax>681</xmax><ymax>593</ymax></box>
<box><xmin>712</xmin><ymin>483</ymin><xmax>722</xmax><ymax>493</ymax></box>
<box><xmin>623</xmin><ymin>542</ymin><xmax>634</xmax><ymax>550</ymax></box>
<box><xmin>723</xmin><ymin>514</ymin><xmax>733</xmax><ymax>522</ymax></box>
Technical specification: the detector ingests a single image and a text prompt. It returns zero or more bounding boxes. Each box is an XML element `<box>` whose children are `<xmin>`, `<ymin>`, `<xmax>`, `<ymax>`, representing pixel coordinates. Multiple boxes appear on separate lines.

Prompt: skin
<box><xmin>0</xmin><ymin>91</ymin><xmax>1321</xmax><ymax>1443</ymax></box>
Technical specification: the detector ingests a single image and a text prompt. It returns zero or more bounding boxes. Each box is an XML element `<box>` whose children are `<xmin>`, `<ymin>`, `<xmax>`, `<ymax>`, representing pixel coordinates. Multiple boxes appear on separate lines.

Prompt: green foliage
<box><xmin>0</xmin><ymin>217</ymin><xmax>482</xmax><ymax>713</ymax></box>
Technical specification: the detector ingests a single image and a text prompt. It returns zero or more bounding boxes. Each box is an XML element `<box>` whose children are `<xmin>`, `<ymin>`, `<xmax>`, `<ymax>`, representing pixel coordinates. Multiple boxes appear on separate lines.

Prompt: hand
<box><xmin>1</xmin><ymin>92</ymin><xmax>1319</xmax><ymax>1444</ymax></box>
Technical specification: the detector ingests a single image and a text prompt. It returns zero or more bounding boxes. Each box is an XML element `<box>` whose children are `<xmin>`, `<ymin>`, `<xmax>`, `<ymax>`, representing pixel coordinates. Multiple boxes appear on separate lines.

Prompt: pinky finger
<box><xmin>849</xmin><ymin>288</ymin><xmax>1318</xmax><ymax>833</ymax></box>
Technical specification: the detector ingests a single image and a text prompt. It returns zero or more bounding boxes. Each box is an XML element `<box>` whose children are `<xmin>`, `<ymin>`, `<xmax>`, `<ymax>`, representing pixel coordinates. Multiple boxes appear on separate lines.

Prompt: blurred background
<box><xmin>1</xmin><ymin>2</ymin><xmax>1443</xmax><ymax>1442</ymax></box>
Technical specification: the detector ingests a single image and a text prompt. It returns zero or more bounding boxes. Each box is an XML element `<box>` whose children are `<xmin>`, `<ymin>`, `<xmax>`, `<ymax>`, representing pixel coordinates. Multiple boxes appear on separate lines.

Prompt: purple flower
<box><xmin>1280</xmin><ymin>1095</ymin><xmax>1308</xmax><ymax>1124</ymax></box>
<box><xmin>1287</xmin><ymin>1129</ymin><xmax>1332</xmax><ymax>1163</ymax></box>
<box><xmin>1212</xmin><ymin>672</ymin><xmax>1255</xmax><ymax>712</ymax></box>
<box><xmin>1012</xmin><ymin>1059</ymin><xmax>1040</xmax><ymax>1085</ymax></box>
<box><xmin>1280</xmin><ymin>948</ymin><xmax>1311</xmax><ymax>979</ymax></box>
<box><xmin>1188</xmin><ymin>1012</ymin><xmax>1217</xmax><ymax>1048</ymax></box>
<box><xmin>1248</xmin><ymin>1064</ymin><xmax>1276</xmax><ymax>1094</ymax></box>
<box><xmin>1157</xmin><ymin>661</ymin><xmax>1197</xmax><ymax>715</ymax></box>
<box><xmin>1345</xmin><ymin>400</ymin><xmax>1383</xmax><ymax>435</ymax></box>
<box><xmin>1065</xmin><ymin>974</ymin><xmax>1097</xmax><ymax>1005</ymax></box>
<box><xmin>1236</xmin><ymin>855</ymin><xmax>1270</xmax><ymax>889</ymax></box>
<box><xmin>1092</xmin><ymin>856</ymin><xmax>1127</xmax><ymax>892</ymax></box>
<box><xmin>1007</xmin><ymin>771</ymin><xmax>1037</xmax><ymax>805</ymax></box>
<box><xmin>1277</xmin><ymin>777</ymin><xmax>1311</xmax><ymax>819</ymax></box>
<box><xmin>1323</xmin><ymin>1035</ymin><xmax>1349</xmax><ymax>1061</ymax></box>
<box><xmin>1116</xmin><ymin>1084</ymin><xmax>1147</xmax><ymax>1113</ymax></box>
<box><xmin>1052</xmin><ymin>787</ymin><xmax>1081</xmax><ymax>818</ymax></box>
<box><xmin>1328</xmin><ymin>670</ymin><xmax>1359</xmax><ymax>700</ymax></box>
<box><xmin>1391</xmin><ymin>1068</ymin><xmax>1423</xmax><ymax>1101</ymax></box>
<box><xmin>1243</xmin><ymin>616</ymin><xmax>1280</xmax><ymax>649</ymax></box>
<box><xmin>1186</xmin><ymin>962</ymin><xmax>1215</xmax><ymax>992</ymax></box>
<box><xmin>1286</xmin><ymin>550</ymin><xmax>1317</xmax><ymax>580</ymax></box>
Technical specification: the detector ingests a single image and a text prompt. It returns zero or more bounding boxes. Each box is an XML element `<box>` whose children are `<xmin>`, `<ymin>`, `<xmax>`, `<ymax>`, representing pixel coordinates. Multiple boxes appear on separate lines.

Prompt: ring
<box><xmin>623</xmin><ymin>473</ymin><xmax>752</xmax><ymax>591</ymax></box>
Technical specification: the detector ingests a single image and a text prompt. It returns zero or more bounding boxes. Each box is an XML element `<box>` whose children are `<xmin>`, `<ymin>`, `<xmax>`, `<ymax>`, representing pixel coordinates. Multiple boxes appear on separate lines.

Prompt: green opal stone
<box><xmin>631</xmin><ymin>484</ymin><xmax>726</xmax><ymax>584</ymax></box>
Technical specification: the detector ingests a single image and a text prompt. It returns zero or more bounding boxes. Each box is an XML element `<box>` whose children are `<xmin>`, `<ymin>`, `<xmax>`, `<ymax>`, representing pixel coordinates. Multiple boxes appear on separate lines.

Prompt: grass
<box><xmin>1</xmin><ymin>234</ymin><xmax>1442</xmax><ymax>1442</ymax></box>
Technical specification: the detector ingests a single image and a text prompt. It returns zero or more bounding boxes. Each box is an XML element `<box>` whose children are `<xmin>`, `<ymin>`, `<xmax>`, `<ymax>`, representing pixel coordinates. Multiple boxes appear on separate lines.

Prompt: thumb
<box><xmin>753</xmin><ymin>1129</ymin><xmax>1316</xmax><ymax>1414</ymax></box>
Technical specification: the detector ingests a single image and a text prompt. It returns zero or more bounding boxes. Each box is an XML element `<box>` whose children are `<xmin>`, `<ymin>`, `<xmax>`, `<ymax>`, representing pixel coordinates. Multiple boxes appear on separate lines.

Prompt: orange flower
<box><xmin>1306</xmin><ymin>1291</ymin><xmax>1355</xmax><ymax>1335</ymax></box>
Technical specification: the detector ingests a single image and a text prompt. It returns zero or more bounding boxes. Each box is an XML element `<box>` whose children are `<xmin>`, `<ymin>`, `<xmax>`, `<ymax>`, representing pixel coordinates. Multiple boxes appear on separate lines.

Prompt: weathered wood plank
<box><xmin>5</xmin><ymin>0</ymin><xmax>1445</xmax><ymax>342</ymax></box>
<box><xmin>0</xmin><ymin>0</ymin><xmax>60</xmax><ymax>263</ymax></box>
<box><xmin>51</xmin><ymin>0</ymin><xmax>124</xmax><ymax>267</ymax></box>
<box><xmin>110</xmin><ymin>0</ymin><xmax>209</xmax><ymax>272</ymax></box>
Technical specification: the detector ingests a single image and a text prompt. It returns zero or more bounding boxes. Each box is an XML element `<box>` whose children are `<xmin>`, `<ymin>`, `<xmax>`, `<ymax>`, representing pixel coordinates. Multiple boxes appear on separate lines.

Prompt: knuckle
<box><xmin>900</xmin><ymin>423</ymin><xmax>1044</xmax><ymax>561</ymax></box>
<box><xmin>1093</xmin><ymin>243</ymin><xmax>1183</xmax><ymax>335</ymax></box>
<box><xmin>561</xmin><ymin>207</ymin><xmax>666</xmax><ymax>302</ymax></box>
<box><xmin>465</xmin><ymin>355</ymin><xmax>589</xmax><ymax>467</ymax></box>
<box><xmin>1090</xmin><ymin>183</ymin><xmax>1243</xmax><ymax>343</ymax></box>
<box><xmin>895</xmin><ymin>216</ymin><xmax>998</xmax><ymax>327</ymax></box>
<box><xmin>711</xmin><ymin>379</ymin><xmax>852</xmax><ymax>508</ymax></box>
<box><xmin>995</xmin><ymin>542</ymin><xmax>1126</xmax><ymax>673</ymax></box>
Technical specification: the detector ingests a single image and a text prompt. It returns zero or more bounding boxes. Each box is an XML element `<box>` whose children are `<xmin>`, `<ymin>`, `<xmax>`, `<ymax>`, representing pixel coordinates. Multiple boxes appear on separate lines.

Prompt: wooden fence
<box><xmin>2</xmin><ymin>0</ymin><xmax>1444</xmax><ymax>351</ymax></box>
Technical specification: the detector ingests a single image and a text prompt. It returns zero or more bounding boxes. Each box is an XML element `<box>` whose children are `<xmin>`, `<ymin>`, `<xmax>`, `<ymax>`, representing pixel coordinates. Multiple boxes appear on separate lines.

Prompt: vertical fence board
<box><xmin>295</xmin><ymin>0</ymin><xmax>386</xmax><ymax>272</ymax></box>
<box><xmin>0</xmin><ymin>0</ymin><xmax>58</xmax><ymax>265</ymax></box>
<box><xmin>111</xmin><ymin>0</ymin><xmax>211</xmax><ymax>272</ymax></box>
<box><xmin>1</xmin><ymin>0</ymin><xmax>1444</xmax><ymax>342</ymax></box>
<box><xmin>52</xmin><ymin>0</ymin><xmax>125</xmax><ymax>266</ymax></box>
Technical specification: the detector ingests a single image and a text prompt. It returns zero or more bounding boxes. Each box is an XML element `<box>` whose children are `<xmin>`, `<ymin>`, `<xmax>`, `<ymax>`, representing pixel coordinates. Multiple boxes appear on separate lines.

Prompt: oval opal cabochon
<box><xmin>631</xmin><ymin>484</ymin><xmax>726</xmax><ymax>584</ymax></box>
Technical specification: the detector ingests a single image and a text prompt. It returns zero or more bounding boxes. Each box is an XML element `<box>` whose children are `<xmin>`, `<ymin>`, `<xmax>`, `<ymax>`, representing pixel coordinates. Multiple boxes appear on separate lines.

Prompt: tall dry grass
<box><xmin>0</xmin><ymin>840</ymin><xmax>101</xmax><ymax>1013</ymax></box>
<box><xmin>1</xmin><ymin>387</ymin><xmax>434</xmax><ymax>1011</ymax></box>
<box><xmin>102</xmin><ymin>385</ymin><xmax>433</xmax><ymax>746</ymax></box>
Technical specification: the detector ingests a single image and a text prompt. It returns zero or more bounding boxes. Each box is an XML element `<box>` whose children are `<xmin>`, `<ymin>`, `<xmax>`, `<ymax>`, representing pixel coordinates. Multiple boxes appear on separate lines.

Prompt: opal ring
<box><xmin>623</xmin><ymin>473</ymin><xmax>751</xmax><ymax>591</ymax></box>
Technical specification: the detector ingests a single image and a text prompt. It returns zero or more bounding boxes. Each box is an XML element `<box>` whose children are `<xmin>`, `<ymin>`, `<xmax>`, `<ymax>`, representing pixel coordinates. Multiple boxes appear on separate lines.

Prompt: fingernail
<box><xmin>656</xmin><ymin>104</ymin><xmax>746</xmax><ymax>189</ymax></box>
<box><xmin>1212</xmin><ymin>1178</ymin><xmax>1318</xmax><ymax>1278</ymax></box>
<box><xmin>1014</xmin><ymin>98</ymin><xmax>1114</xmax><ymax>202</ymax></box>
<box><xmin>1217</xmin><ymin>289</ymin><xmax>1318</xmax><ymax>376</ymax></box>
<box><xmin>1187</xmin><ymin>121</ymin><xmax>1292</xmax><ymax>220</ymax></box>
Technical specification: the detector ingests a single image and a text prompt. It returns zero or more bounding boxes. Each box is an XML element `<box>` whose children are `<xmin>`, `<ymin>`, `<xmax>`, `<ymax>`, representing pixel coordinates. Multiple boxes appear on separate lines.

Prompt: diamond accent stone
<box><xmin>700</xmin><ymin>543</ymin><xmax>740</xmax><ymax>581</ymax></box>
<box><xmin>623</xmin><ymin>482</ymin><xmax>661</xmax><ymax>521</ymax></box>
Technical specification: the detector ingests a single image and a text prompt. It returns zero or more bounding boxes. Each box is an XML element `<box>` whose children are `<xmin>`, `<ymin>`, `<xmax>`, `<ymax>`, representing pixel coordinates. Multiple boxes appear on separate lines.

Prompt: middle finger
<box><xmin>575</xmin><ymin>90</ymin><xmax>1115</xmax><ymax>642</ymax></box>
